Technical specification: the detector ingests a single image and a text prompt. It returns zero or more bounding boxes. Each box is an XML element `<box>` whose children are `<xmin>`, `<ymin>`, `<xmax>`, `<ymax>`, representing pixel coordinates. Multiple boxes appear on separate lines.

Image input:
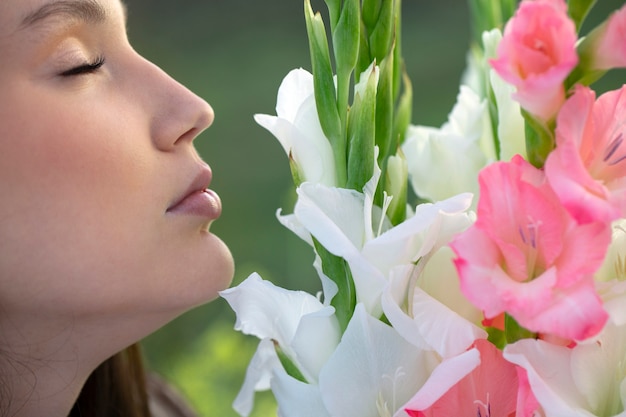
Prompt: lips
<box><xmin>166</xmin><ymin>165</ymin><xmax>222</xmax><ymax>220</ymax></box>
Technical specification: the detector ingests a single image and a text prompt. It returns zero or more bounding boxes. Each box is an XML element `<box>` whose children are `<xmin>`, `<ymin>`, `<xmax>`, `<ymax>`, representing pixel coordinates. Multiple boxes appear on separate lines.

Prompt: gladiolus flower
<box><xmin>545</xmin><ymin>85</ymin><xmax>626</xmax><ymax>225</ymax></box>
<box><xmin>451</xmin><ymin>155</ymin><xmax>611</xmax><ymax>341</ymax></box>
<box><xmin>254</xmin><ymin>68</ymin><xmax>337</xmax><ymax>186</ymax></box>
<box><xmin>584</xmin><ymin>4</ymin><xmax>626</xmax><ymax>71</ymax></box>
<box><xmin>490</xmin><ymin>0</ymin><xmax>578</xmax><ymax>121</ymax></box>
<box><xmin>402</xmin><ymin>86</ymin><xmax>493</xmax><ymax>203</ymax></box>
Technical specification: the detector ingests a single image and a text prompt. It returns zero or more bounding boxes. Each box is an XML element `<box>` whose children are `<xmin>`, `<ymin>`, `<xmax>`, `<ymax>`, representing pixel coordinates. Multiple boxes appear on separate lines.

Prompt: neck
<box><xmin>0</xmin><ymin>326</ymin><xmax>91</xmax><ymax>417</ymax></box>
<box><xmin>0</xmin><ymin>311</ymin><xmax>162</xmax><ymax>417</ymax></box>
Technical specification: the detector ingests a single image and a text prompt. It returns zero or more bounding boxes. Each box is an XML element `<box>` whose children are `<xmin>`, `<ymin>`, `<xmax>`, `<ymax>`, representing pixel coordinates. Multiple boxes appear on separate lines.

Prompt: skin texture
<box><xmin>0</xmin><ymin>0</ymin><xmax>234</xmax><ymax>415</ymax></box>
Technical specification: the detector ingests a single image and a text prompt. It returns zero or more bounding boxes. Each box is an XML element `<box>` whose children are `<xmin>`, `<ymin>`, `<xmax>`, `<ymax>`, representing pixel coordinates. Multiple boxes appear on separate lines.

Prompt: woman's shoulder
<box><xmin>147</xmin><ymin>373</ymin><xmax>199</xmax><ymax>417</ymax></box>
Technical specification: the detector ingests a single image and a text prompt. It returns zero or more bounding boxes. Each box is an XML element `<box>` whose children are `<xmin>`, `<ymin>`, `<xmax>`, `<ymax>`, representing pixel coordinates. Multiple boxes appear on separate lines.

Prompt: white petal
<box><xmin>276</xmin><ymin>68</ymin><xmax>315</xmax><ymax>122</ymax></box>
<box><xmin>418</xmin><ymin>246</ymin><xmax>484</xmax><ymax>326</ymax></box>
<box><xmin>596</xmin><ymin>279</ymin><xmax>626</xmax><ymax>327</ymax></box>
<box><xmin>290</xmin><ymin>94</ymin><xmax>337</xmax><ymax>186</ymax></box>
<box><xmin>504</xmin><ymin>339</ymin><xmax>605</xmax><ymax>416</ymax></box>
<box><xmin>220</xmin><ymin>273</ymin><xmax>325</xmax><ymax>353</ymax></box>
<box><xmin>318</xmin><ymin>304</ymin><xmax>439</xmax><ymax>417</ymax></box>
<box><xmin>295</xmin><ymin>183</ymin><xmax>366</xmax><ymax>256</ymax></box>
<box><xmin>362</xmin><ymin>193</ymin><xmax>472</xmax><ymax>277</ymax></box>
<box><xmin>256</xmin><ymin>68</ymin><xmax>337</xmax><ymax>186</ymax></box>
<box><xmin>481</xmin><ymin>28</ymin><xmax>501</xmax><ymax>59</ymax></box>
<box><xmin>312</xmin><ymin>253</ymin><xmax>338</xmax><ymax>305</ymax></box>
<box><xmin>342</xmin><ymin>254</ymin><xmax>389</xmax><ymax>317</ymax></box>
<box><xmin>402</xmin><ymin>122</ymin><xmax>487</xmax><ymax>202</ymax></box>
<box><xmin>354</xmin><ymin>61</ymin><xmax>379</xmax><ymax>99</ymax></box>
<box><xmin>291</xmin><ymin>306</ymin><xmax>341</xmax><ymax>382</ymax></box>
<box><xmin>276</xmin><ymin>208</ymin><xmax>313</xmax><ymax>246</ymax></box>
<box><xmin>490</xmin><ymin>69</ymin><xmax>526</xmax><ymax>161</ymax></box>
<box><xmin>400</xmin><ymin>347</ymin><xmax>480</xmax><ymax>411</ymax></box>
<box><xmin>444</xmin><ymin>85</ymin><xmax>487</xmax><ymax>139</ymax></box>
<box><xmin>253</xmin><ymin>113</ymin><xmax>297</xmax><ymax>155</ymax></box>
<box><xmin>271</xmin><ymin>368</ymin><xmax>331</xmax><ymax>417</ymax></box>
<box><xmin>382</xmin><ymin>260</ymin><xmax>485</xmax><ymax>359</ymax></box>
<box><xmin>595</xmin><ymin>219</ymin><xmax>626</xmax><ymax>283</ymax></box>
<box><xmin>571</xmin><ymin>323</ymin><xmax>626</xmax><ymax>415</ymax></box>
<box><xmin>363</xmin><ymin>146</ymin><xmax>382</xmax><ymax>242</ymax></box>
<box><xmin>381</xmin><ymin>265</ymin><xmax>432</xmax><ymax>352</ymax></box>
<box><xmin>233</xmin><ymin>338</ymin><xmax>282</xmax><ymax>417</ymax></box>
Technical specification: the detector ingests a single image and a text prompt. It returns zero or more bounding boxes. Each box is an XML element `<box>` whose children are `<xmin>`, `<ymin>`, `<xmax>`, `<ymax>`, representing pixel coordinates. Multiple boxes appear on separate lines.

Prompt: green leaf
<box><xmin>361</xmin><ymin>0</ymin><xmax>382</xmax><ymax>31</ymax></box>
<box><xmin>313</xmin><ymin>239</ymin><xmax>356</xmax><ymax>333</ymax></box>
<box><xmin>274</xmin><ymin>341</ymin><xmax>308</xmax><ymax>383</ymax></box>
<box><xmin>368</xmin><ymin>0</ymin><xmax>394</xmax><ymax>63</ymax></box>
<box><xmin>384</xmin><ymin>153</ymin><xmax>408</xmax><ymax>225</ymax></box>
<box><xmin>523</xmin><ymin>110</ymin><xmax>555</xmax><ymax>168</ymax></box>
<box><xmin>468</xmin><ymin>0</ymin><xmax>517</xmax><ymax>46</ymax></box>
<box><xmin>304</xmin><ymin>0</ymin><xmax>341</xmax><ymax>140</ymax></box>
<box><xmin>504</xmin><ymin>313</ymin><xmax>536</xmax><ymax>344</ymax></box>
<box><xmin>324</xmin><ymin>0</ymin><xmax>342</xmax><ymax>30</ymax></box>
<box><xmin>356</xmin><ymin>19</ymin><xmax>373</xmax><ymax>81</ymax></box>
<box><xmin>565</xmin><ymin>17</ymin><xmax>609</xmax><ymax>89</ymax></box>
<box><xmin>486</xmin><ymin>325</ymin><xmax>507</xmax><ymax>350</ymax></box>
<box><xmin>392</xmin><ymin>68</ymin><xmax>412</xmax><ymax>147</ymax></box>
<box><xmin>347</xmin><ymin>66</ymin><xmax>377</xmax><ymax>191</ymax></box>
<box><xmin>375</xmin><ymin>53</ymin><xmax>394</xmax><ymax>165</ymax></box>
<box><xmin>333</xmin><ymin>0</ymin><xmax>360</xmax><ymax>75</ymax></box>
<box><xmin>391</xmin><ymin>0</ymin><xmax>403</xmax><ymax>102</ymax></box>
<box><xmin>333</xmin><ymin>0</ymin><xmax>360</xmax><ymax>137</ymax></box>
<box><xmin>288</xmin><ymin>151</ymin><xmax>304</xmax><ymax>187</ymax></box>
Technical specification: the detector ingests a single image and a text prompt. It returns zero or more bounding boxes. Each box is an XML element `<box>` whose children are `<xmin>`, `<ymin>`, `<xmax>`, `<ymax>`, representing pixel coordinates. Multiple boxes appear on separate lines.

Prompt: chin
<box><xmin>180</xmin><ymin>231</ymin><xmax>235</xmax><ymax>308</ymax></box>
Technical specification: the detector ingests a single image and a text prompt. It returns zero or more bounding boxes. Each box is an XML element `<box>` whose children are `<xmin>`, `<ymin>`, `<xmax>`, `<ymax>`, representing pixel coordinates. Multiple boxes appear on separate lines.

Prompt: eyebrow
<box><xmin>20</xmin><ymin>0</ymin><xmax>126</xmax><ymax>29</ymax></box>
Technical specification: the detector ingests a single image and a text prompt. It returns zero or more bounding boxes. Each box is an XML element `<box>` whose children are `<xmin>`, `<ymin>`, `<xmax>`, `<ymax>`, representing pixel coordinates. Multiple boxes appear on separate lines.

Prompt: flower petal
<box><xmin>318</xmin><ymin>304</ymin><xmax>439</xmax><ymax>417</ymax></box>
<box><xmin>232</xmin><ymin>338</ymin><xmax>282</xmax><ymax>417</ymax></box>
<box><xmin>271</xmin><ymin>368</ymin><xmax>331</xmax><ymax>417</ymax></box>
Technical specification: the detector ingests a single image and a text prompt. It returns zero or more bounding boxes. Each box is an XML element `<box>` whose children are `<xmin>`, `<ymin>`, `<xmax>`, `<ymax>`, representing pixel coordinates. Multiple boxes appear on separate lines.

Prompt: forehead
<box><xmin>0</xmin><ymin>0</ymin><xmax>125</xmax><ymax>38</ymax></box>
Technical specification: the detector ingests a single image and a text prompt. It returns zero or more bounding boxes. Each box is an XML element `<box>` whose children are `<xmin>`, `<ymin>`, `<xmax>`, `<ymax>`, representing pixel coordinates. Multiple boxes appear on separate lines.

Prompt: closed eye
<box><xmin>60</xmin><ymin>55</ymin><xmax>105</xmax><ymax>77</ymax></box>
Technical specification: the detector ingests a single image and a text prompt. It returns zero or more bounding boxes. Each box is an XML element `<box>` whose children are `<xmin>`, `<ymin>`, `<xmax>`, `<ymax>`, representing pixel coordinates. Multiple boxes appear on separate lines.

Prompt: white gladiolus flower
<box><xmin>220</xmin><ymin>273</ymin><xmax>341</xmax><ymax>416</ymax></box>
<box><xmin>402</xmin><ymin>85</ymin><xmax>493</xmax><ymax>204</ymax></box>
<box><xmin>254</xmin><ymin>68</ymin><xmax>337</xmax><ymax>186</ymax></box>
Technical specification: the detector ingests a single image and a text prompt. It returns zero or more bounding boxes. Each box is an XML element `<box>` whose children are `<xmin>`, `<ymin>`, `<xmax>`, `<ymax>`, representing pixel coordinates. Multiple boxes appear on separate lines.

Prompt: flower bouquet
<box><xmin>220</xmin><ymin>0</ymin><xmax>626</xmax><ymax>415</ymax></box>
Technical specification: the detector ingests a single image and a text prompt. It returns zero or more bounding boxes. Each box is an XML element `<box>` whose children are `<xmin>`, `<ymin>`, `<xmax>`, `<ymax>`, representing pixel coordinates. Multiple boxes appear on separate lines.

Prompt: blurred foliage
<box><xmin>131</xmin><ymin>1</ymin><xmax>624</xmax><ymax>416</ymax></box>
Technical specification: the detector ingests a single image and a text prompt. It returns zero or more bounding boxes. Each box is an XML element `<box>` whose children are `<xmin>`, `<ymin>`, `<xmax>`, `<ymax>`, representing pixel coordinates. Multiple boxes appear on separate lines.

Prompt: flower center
<box><xmin>603</xmin><ymin>132</ymin><xmax>626</xmax><ymax>167</ymax></box>
<box><xmin>518</xmin><ymin>218</ymin><xmax>543</xmax><ymax>281</ymax></box>
<box><xmin>611</xmin><ymin>224</ymin><xmax>626</xmax><ymax>281</ymax></box>
<box><xmin>376</xmin><ymin>367</ymin><xmax>406</xmax><ymax>417</ymax></box>
<box><xmin>474</xmin><ymin>393</ymin><xmax>491</xmax><ymax>417</ymax></box>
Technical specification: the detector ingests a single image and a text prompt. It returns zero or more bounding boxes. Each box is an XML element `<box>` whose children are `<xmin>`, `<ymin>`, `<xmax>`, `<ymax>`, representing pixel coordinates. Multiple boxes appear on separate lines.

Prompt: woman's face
<box><xmin>0</xmin><ymin>0</ymin><xmax>234</xmax><ymax>330</ymax></box>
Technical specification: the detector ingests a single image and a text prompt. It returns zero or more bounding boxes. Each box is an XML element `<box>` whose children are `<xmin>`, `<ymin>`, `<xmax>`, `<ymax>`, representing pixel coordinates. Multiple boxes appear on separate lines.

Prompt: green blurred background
<box><xmin>127</xmin><ymin>1</ymin><xmax>625</xmax><ymax>416</ymax></box>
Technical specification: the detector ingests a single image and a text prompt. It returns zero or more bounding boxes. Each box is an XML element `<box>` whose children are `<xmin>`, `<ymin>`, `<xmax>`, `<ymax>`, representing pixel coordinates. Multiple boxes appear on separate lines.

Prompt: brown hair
<box><xmin>69</xmin><ymin>344</ymin><xmax>151</xmax><ymax>417</ymax></box>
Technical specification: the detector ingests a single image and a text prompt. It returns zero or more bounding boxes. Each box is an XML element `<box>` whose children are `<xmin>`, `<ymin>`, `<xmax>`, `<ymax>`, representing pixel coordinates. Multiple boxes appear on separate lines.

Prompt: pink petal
<box><xmin>405</xmin><ymin>340</ymin><xmax>518</xmax><ymax>417</ymax></box>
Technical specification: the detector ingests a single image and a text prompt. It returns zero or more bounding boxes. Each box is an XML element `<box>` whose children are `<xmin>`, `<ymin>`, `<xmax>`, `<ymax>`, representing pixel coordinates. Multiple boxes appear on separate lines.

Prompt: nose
<box><xmin>139</xmin><ymin>57</ymin><xmax>214</xmax><ymax>151</ymax></box>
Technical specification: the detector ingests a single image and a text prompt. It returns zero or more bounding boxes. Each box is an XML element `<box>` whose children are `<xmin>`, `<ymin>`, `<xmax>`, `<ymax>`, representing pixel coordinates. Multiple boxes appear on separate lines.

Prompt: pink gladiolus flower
<box><xmin>588</xmin><ymin>4</ymin><xmax>626</xmax><ymax>71</ymax></box>
<box><xmin>451</xmin><ymin>155</ymin><xmax>611</xmax><ymax>341</ymax></box>
<box><xmin>405</xmin><ymin>340</ymin><xmax>519</xmax><ymax>417</ymax></box>
<box><xmin>490</xmin><ymin>0</ymin><xmax>578</xmax><ymax>121</ymax></box>
<box><xmin>545</xmin><ymin>85</ymin><xmax>626</xmax><ymax>225</ymax></box>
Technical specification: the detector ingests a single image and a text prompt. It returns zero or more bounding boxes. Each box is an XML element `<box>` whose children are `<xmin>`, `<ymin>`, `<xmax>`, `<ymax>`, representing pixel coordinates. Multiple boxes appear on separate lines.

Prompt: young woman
<box><xmin>0</xmin><ymin>0</ymin><xmax>235</xmax><ymax>416</ymax></box>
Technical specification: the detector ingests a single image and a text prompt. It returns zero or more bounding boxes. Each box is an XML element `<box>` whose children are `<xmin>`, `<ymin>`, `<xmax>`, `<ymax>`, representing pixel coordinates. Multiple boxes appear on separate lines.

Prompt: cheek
<box><xmin>0</xmin><ymin>83</ymin><xmax>164</xmax><ymax>306</ymax></box>
<box><xmin>0</xmin><ymin>86</ymin><xmax>151</xmax><ymax>231</ymax></box>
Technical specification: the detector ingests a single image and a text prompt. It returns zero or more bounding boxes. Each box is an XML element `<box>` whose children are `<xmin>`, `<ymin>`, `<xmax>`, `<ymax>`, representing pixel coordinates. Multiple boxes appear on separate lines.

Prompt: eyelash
<box><xmin>60</xmin><ymin>56</ymin><xmax>106</xmax><ymax>77</ymax></box>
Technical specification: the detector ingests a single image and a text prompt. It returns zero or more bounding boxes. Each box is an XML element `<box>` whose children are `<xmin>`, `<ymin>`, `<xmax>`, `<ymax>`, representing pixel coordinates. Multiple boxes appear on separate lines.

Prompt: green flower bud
<box><xmin>347</xmin><ymin>63</ymin><xmax>378</xmax><ymax>191</ymax></box>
